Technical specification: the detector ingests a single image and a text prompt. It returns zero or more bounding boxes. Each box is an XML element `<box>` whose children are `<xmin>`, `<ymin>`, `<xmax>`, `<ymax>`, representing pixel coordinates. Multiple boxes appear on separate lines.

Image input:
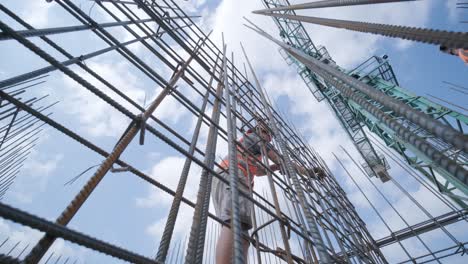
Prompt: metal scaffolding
<box><xmin>0</xmin><ymin>0</ymin><xmax>466</xmax><ymax>263</ymax></box>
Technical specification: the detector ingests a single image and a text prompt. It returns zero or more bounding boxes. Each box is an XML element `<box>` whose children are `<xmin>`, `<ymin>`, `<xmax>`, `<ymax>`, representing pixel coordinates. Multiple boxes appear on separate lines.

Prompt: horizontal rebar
<box><xmin>0</xmin><ymin>1</ymin><xmax>422</xmax><ymax>262</ymax></box>
<box><xmin>0</xmin><ymin>18</ymin><xmax>154</xmax><ymax>41</ymax></box>
<box><xmin>245</xmin><ymin>21</ymin><xmax>468</xmax><ymax>188</ymax></box>
<box><xmin>376</xmin><ymin>209</ymin><xmax>468</xmax><ymax>247</ymax></box>
<box><xmin>0</xmin><ymin>202</ymin><xmax>160</xmax><ymax>264</ymax></box>
<box><xmin>254</xmin><ymin>0</ymin><xmax>417</xmax><ymax>13</ymax></box>
<box><xmin>255</xmin><ymin>12</ymin><xmax>468</xmax><ymax>49</ymax></box>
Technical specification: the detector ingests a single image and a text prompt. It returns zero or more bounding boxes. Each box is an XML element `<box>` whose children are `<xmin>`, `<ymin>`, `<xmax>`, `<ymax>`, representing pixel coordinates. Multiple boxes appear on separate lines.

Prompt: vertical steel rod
<box><xmin>22</xmin><ymin>35</ymin><xmax>208</xmax><ymax>263</ymax></box>
<box><xmin>240</xmin><ymin>44</ymin><xmax>331</xmax><ymax>263</ymax></box>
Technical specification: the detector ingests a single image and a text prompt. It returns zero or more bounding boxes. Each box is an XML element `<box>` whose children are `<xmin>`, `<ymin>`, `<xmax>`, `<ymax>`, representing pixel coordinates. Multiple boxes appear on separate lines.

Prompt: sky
<box><xmin>0</xmin><ymin>0</ymin><xmax>467</xmax><ymax>263</ymax></box>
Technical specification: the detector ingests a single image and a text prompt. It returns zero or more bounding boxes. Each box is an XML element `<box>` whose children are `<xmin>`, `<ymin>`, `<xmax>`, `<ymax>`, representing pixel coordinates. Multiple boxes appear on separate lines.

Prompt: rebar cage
<box><xmin>0</xmin><ymin>0</ymin><xmax>386</xmax><ymax>263</ymax></box>
<box><xmin>0</xmin><ymin>0</ymin><xmax>467</xmax><ymax>264</ymax></box>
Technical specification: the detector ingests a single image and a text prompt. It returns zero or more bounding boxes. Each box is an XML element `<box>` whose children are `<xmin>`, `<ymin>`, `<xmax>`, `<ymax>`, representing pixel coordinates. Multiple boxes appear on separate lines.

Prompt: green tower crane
<box><xmin>257</xmin><ymin>0</ymin><xmax>468</xmax><ymax>208</ymax></box>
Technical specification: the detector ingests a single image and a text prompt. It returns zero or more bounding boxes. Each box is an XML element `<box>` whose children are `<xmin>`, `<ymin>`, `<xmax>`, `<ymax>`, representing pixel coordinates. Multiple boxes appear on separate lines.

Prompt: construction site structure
<box><xmin>0</xmin><ymin>0</ymin><xmax>466</xmax><ymax>263</ymax></box>
<box><xmin>257</xmin><ymin>0</ymin><xmax>468</xmax><ymax>209</ymax></box>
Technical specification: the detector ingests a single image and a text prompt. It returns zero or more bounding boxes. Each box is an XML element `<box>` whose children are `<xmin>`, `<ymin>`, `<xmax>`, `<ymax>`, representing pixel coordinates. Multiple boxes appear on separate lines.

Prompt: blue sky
<box><xmin>0</xmin><ymin>0</ymin><xmax>467</xmax><ymax>263</ymax></box>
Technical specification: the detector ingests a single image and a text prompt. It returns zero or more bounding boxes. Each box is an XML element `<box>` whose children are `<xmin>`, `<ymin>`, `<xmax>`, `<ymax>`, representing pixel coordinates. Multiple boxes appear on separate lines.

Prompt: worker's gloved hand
<box><xmin>270</xmin><ymin>164</ymin><xmax>285</xmax><ymax>175</ymax></box>
<box><xmin>307</xmin><ymin>167</ymin><xmax>326</xmax><ymax>180</ymax></box>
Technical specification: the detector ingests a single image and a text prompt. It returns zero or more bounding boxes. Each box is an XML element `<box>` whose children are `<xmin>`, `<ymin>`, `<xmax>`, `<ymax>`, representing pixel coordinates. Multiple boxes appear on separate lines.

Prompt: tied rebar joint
<box><xmin>281</xmin><ymin>215</ymin><xmax>292</xmax><ymax>239</ymax></box>
<box><xmin>110</xmin><ymin>165</ymin><xmax>130</xmax><ymax>173</ymax></box>
<box><xmin>135</xmin><ymin>113</ymin><xmax>147</xmax><ymax>145</ymax></box>
<box><xmin>455</xmin><ymin>243</ymin><xmax>467</xmax><ymax>255</ymax></box>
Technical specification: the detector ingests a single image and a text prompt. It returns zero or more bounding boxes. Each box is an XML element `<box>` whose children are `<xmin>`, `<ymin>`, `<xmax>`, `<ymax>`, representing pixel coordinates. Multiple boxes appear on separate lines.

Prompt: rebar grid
<box><xmin>258</xmin><ymin>0</ymin><xmax>468</xmax><ymax>213</ymax></box>
<box><xmin>0</xmin><ymin>1</ymin><xmax>383</xmax><ymax>263</ymax></box>
<box><xmin>255</xmin><ymin>11</ymin><xmax>468</xmax><ymax>49</ymax></box>
<box><xmin>1</xmin><ymin>0</ymin><xmax>464</xmax><ymax>264</ymax></box>
<box><xmin>246</xmin><ymin>2</ymin><xmax>468</xmax><ymax>261</ymax></box>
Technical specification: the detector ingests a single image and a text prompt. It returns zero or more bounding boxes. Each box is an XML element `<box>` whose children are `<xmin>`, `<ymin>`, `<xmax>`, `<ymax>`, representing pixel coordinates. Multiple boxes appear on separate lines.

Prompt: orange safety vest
<box><xmin>459</xmin><ymin>49</ymin><xmax>468</xmax><ymax>64</ymax></box>
<box><xmin>220</xmin><ymin>134</ymin><xmax>264</xmax><ymax>185</ymax></box>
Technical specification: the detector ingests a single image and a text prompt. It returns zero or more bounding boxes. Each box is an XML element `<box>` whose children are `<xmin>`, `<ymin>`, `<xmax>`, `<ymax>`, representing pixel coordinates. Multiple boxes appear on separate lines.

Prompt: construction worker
<box><xmin>211</xmin><ymin>119</ymin><xmax>325</xmax><ymax>263</ymax></box>
<box><xmin>440</xmin><ymin>46</ymin><xmax>468</xmax><ymax>64</ymax></box>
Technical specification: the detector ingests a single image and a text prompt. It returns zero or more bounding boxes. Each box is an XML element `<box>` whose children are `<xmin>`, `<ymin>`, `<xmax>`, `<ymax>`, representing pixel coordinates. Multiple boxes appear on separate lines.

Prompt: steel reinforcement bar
<box><xmin>255</xmin><ymin>12</ymin><xmax>468</xmax><ymax>49</ymax></box>
<box><xmin>254</xmin><ymin>0</ymin><xmax>416</xmax><ymax>13</ymax></box>
<box><xmin>245</xmin><ymin>21</ymin><xmax>468</xmax><ymax>188</ymax></box>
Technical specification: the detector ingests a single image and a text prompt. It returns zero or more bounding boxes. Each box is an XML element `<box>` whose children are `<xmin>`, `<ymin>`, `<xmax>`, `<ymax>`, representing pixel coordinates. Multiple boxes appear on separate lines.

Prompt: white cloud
<box><xmin>146</xmin><ymin>203</ymin><xmax>194</xmax><ymax>242</ymax></box>
<box><xmin>289</xmin><ymin>0</ymin><xmax>432</xmax><ymax>66</ymax></box>
<box><xmin>56</xmin><ymin>45</ymin><xmax>192</xmax><ymax>140</ymax></box>
<box><xmin>173</xmin><ymin>0</ymin><xmax>207</xmax><ymax>13</ymax></box>
<box><xmin>261</xmin><ymin>70</ymin><xmax>354</xmax><ymax>163</ymax></box>
<box><xmin>7</xmin><ymin>150</ymin><xmax>63</xmax><ymax>204</ymax></box>
<box><xmin>199</xmin><ymin>0</ymin><xmax>434</xmax><ymax>170</ymax></box>
<box><xmin>201</xmin><ymin>0</ymin><xmax>433</xmax><ymax>71</ymax></box>
<box><xmin>151</xmin><ymin>86</ymin><xmax>189</xmax><ymax>124</ymax></box>
<box><xmin>136</xmin><ymin>156</ymin><xmax>202</xmax><ymax>207</ymax></box>
<box><xmin>138</xmin><ymin>156</ymin><xmax>210</xmax><ymax>247</ymax></box>
<box><xmin>9</xmin><ymin>0</ymin><xmax>458</xmax><ymax>262</ymax></box>
<box><xmin>60</xmin><ymin>61</ymin><xmax>146</xmax><ymax>138</ymax></box>
<box><xmin>20</xmin><ymin>1</ymin><xmax>53</xmax><ymax>28</ymax></box>
<box><xmin>201</xmin><ymin>0</ymin><xmax>286</xmax><ymax>72</ymax></box>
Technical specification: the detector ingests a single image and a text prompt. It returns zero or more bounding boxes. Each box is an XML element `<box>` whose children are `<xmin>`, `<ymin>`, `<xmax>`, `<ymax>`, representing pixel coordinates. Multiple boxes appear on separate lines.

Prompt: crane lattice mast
<box><xmin>257</xmin><ymin>0</ymin><xmax>468</xmax><ymax>208</ymax></box>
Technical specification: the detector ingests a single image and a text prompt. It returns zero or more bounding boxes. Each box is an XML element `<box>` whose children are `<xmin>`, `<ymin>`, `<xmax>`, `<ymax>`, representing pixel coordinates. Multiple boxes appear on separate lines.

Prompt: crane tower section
<box><xmin>260</xmin><ymin>0</ymin><xmax>468</xmax><ymax>208</ymax></box>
